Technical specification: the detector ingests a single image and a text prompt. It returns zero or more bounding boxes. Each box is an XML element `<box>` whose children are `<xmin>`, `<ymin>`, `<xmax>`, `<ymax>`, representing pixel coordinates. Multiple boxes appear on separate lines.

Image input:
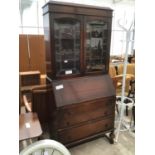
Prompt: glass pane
<box><xmin>54</xmin><ymin>18</ymin><xmax>80</xmax><ymax>76</ymax></box>
<box><xmin>86</xmin><ymin>20</ymin><xmax>108</xmax><ymax>72</ymax></box>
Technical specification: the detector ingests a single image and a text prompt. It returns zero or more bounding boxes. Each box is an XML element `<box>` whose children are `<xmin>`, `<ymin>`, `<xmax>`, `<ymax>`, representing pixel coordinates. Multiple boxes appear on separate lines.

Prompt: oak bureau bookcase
<box><xmin>42</xmin><ymin>1</ymin><xmax>116</xmax><ymax>147</ymax></box>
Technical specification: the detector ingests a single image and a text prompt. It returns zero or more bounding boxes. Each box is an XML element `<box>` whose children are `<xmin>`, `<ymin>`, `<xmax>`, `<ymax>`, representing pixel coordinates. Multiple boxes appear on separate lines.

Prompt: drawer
<box><xmin>58</xmin><ymin>117</ymin><xmax>114</xmax><ymax>144</ymax></box>
<box><xmin>56</xmin><ymin>98</ymin><xmax>115</xmax><ymax>128</ymax></box>
<box><xmin>57</xmin><ymin>106</ymin><xmax>114</xmax><ymax>128</ymax></box>
<box><xmin>59</xmin><ymin>97</ymin><xmax>115</xmax><ymax>112</ymax></box>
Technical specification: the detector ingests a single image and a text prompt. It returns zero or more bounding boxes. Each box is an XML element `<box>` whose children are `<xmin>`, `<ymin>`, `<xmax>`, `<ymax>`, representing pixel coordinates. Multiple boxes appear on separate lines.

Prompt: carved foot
<box><xmin>109</xmin><ymin>131</ymin><xmax>115</xmax><ymax>144</ymax></box>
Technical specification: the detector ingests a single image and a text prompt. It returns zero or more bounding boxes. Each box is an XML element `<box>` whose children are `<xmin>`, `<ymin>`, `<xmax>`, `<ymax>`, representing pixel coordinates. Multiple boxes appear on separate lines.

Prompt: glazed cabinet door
<box><xmin>84</xmin><ymin>16</ymin><xmax>112</xmax><ymax>74</ymax></box>
<box><xmin>52</xmin><ymin>14</ymin><xmax>83</xmax><ymax>78</ymax></box>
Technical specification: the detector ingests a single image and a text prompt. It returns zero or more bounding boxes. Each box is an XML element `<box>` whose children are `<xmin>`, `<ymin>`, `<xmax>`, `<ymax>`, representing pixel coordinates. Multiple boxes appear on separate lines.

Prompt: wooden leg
<box><xmin>109</xmin><ymin>130</ymin><xmax>115</xmax><ymax>144</ymax></box>
<box><xmin>105</xmin><ymin>130</ymin><xmax>115</xmax><ymax>144</ymax></box>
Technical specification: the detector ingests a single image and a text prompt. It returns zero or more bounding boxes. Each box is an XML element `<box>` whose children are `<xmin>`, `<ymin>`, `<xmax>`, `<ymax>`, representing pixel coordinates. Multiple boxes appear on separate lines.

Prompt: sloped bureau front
<box><xmin>49</xmin><ymin>75</ymin><xmax>116</xmax><ymax>146</ymax></box>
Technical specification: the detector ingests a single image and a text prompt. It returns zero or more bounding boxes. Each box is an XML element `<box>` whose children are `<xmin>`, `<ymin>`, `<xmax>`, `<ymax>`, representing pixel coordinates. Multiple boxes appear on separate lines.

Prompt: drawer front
<box><xmin>57</xmin><ymin>98</ymin><xmax>115</xmax><ymax>128</ymax></box>
<box><xmin>58</xmin><ymin>117</ymin><xmax>114</xmax><ymax>144</ymax></box>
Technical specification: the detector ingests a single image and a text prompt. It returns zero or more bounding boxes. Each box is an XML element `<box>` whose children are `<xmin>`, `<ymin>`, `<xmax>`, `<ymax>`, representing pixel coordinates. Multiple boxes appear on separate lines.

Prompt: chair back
<box><xmin>117</xmin><ymin>63</ymin><xmax>135</xmax><ymax>76</ymax></box>
<box><xmin>126</xmin><ymin>63</ymin><xmax>135</xmax><ymax>75</ymax></box>
<box><xmin>109</xmin><ymin>65</ymin><xmax>117</xmax><ymax>78</ymax></box>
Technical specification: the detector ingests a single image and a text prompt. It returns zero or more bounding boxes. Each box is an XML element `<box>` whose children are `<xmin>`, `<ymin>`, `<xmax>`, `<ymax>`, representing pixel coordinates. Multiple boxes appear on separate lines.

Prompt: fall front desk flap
<box><xmin>52</xmin><ymin>75</ymin><xmax>115</xmax><ymax>107</ymax></box>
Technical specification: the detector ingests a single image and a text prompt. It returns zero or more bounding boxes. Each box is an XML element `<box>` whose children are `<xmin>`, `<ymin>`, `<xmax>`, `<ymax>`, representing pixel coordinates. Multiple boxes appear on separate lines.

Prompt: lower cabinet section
<box><xmin>57</xmin><ymin>117</ymin><xmax>114</xmax><ymax>144</ymax></box>
<box><xmin>56</xmin><ymin>98</ymin><xmax>115</xmax><ymax>129</ymax></box>
<box><xmin>49</xmin><ymin>97</ymin><xmax>116</xmax><ymax>146</ymax></box>
<box><xmin>49</xmin><ymin>75</ymin><xmax>116</xmax><ymax>146</ymax></box>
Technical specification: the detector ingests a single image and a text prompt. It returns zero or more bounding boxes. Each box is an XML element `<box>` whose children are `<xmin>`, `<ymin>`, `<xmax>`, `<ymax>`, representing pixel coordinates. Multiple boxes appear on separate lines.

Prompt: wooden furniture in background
<box><xmin>20</xmin><ymin>74</ymin><xmax>47</xmax><ymax>94</ymax></box>
<box><xmin>117</xmin><ymin>63</ymin><xmax>135</xmax><ymax>79</ymax></box>
<box><xmin>19</xmin><ymin>71</ymin><xmax>46</xmax><ymax>108</ymax></box>
<box><xmin>20</xmin><ymin>75</ymin><xmax>46</xmax><ymax>111</ymax></box>
<box><xmin>20</xmin><ymin>71</ymin><xmax>40</xmax><ymax>86</ymax></box>
<box><xmin>22</xmin><ymin>84</ymin><xmax>53</xmax><ymax>125</ymax></box>
<box><xmin>109</xmin><ymin>64</ymin><xmax>135</xmax><ymax>96</ymax></box>
<box><xmin>19</xmin><ymin>112</ymin><xmax>42</xmax><ymax>141</ymax></box>
<box><xmin>19</xmin><ymin>35</ymin><xmax>46</xmax><ymax>74</ymax></box>
<box><xmin>117</xmin><ymin>63</ymin><xmax>135</xmax><ymax>95</ymax></box>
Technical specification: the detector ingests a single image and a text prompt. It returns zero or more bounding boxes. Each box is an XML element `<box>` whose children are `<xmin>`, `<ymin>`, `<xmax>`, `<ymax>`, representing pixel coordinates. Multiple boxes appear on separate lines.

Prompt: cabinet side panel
<box><xmin>43</xmin><ymin>13</ymin><xmax>53</xmax><ymax>80</ymax></box>
<box><xmin>105</xmin><ymin>17</ymin><xmax>112</xmax><ymax>73</ymax></box>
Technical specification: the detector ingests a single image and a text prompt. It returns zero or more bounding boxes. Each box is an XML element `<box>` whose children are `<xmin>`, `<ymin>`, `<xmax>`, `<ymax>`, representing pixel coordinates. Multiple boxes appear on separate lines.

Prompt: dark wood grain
<box><xmin>43</xmin><ymin>1</ymin><xmax>113</xmax><ymax>80</ymax></box>
<box><xmin>56</xmin><ymin>98</ymin><xmax>115</xmax><ymax>129</ymax></box>
<box><xmin>49</xmin><ymin>75</ymin><xmax>116</xmax><ymax>146</ymax></box>
<box><xmin>19</xmin><ymin>113</ymin><xmax>42</xmax><ymax>141</ymax></box>
<box><xmin>42</xmin><ymin>1</ymin><xmax>115</xmax><ymax>146</ymax></box>
<box><xmin>43</xmin><ymin>1</ymin><xmax>113</xmax><ymax>17</ymax></box>
<box><xmin>31</xmin><ymin>86</ymin><xmax>54</xmax><ymax>124</ymax></box>
<box><xmin>52</xmin><ymin>75</ymin><xmax>115</xmax><ymax>107</ymax></box>
<box><xmin>57</xmin><ymin>117</ymin><xmax>114</xmax><ymax>144</ymax></box>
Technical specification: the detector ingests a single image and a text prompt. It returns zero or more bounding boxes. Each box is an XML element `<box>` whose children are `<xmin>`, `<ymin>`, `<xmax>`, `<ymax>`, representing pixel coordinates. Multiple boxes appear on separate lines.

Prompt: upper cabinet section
<box><xmin>85</xmin><ymin>17</ymin><xmax>109</xmax><ymax>73</ymax></box>
<box><xmin>43</xmin><ymin>1</ymin><xmax>113</xmax><ymax>80</ymax></box>
<box><xmin>53</xmin><ymin>15</ymin><xmax>81</xmax><ymax>76</ymax></box>
<box><xmin>42</xmin><ymin>1</ymin><xmax>113</xmax><ymax>17</ymax></box>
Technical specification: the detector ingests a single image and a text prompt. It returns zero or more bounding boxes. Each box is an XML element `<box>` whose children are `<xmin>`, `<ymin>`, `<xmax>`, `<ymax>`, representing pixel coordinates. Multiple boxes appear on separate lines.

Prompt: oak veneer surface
<box><xmin>52</xmin><ymin>74</ymin><xmax>115</xmax><ymax>107</ymax></box>
<box><xmin>19</xmin><ymin>35</ymin><xmax>46</xmax><ymax>74</ymax></box>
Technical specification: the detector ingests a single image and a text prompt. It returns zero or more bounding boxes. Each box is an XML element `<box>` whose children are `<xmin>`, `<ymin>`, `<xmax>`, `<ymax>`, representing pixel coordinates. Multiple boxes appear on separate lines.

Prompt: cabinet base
<box><xmin>50</xmin><ymin>129</ymin><xmax>115</xmax><ymax>148</ymax></box>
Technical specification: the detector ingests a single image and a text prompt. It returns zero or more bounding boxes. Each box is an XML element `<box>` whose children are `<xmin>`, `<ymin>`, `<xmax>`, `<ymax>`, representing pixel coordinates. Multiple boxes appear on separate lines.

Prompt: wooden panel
<box><xmin>57</xmin><ymin>117</ymin><xmax>113</xmax><ymax>143</ymax></box>
<box><xmin>20</xmin><ymin>71</ymin><xmax>40</xmax><ymax>86</ymax></box>
<box><xmin>19</xmin><ymin>35</ymin><xmax>46</xmax><ymax>74</ymax></box>
<box><xmin>19</xmin><ymin>113</ymin><xmax>42</xmax><ymax>141</ymax></box>
<box><xmin>43</xmin><ymin>1</ymin><xmax>113</xmax><ymax>17</ymax></box>
<box><xmin>43</xmin><ymin>13</ymin><xmax>53</xmax><ymax>79</ymax></box>
<box><xmin>52</xmin><ymin>75</ymin><xmax>115</xmax><ymax>107</ymax></box>
<box><xmin>19</xmin><ymin>35</ymin><xmax>30</xmax><ymax>71</ymax></box>
<box><xmin>32</xmin><ymin>86</ymin><xmax>54</xmax><ymax>124</ymax></box>
<box><xmin>56</xmin><ymin>98</ymin><xmax>115</xmax><ymax>128</ymax></box>
<box><xmin>48</xmin><ymin>5</ymin><xmax>112</xmax><ymax>17</ymax></box>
